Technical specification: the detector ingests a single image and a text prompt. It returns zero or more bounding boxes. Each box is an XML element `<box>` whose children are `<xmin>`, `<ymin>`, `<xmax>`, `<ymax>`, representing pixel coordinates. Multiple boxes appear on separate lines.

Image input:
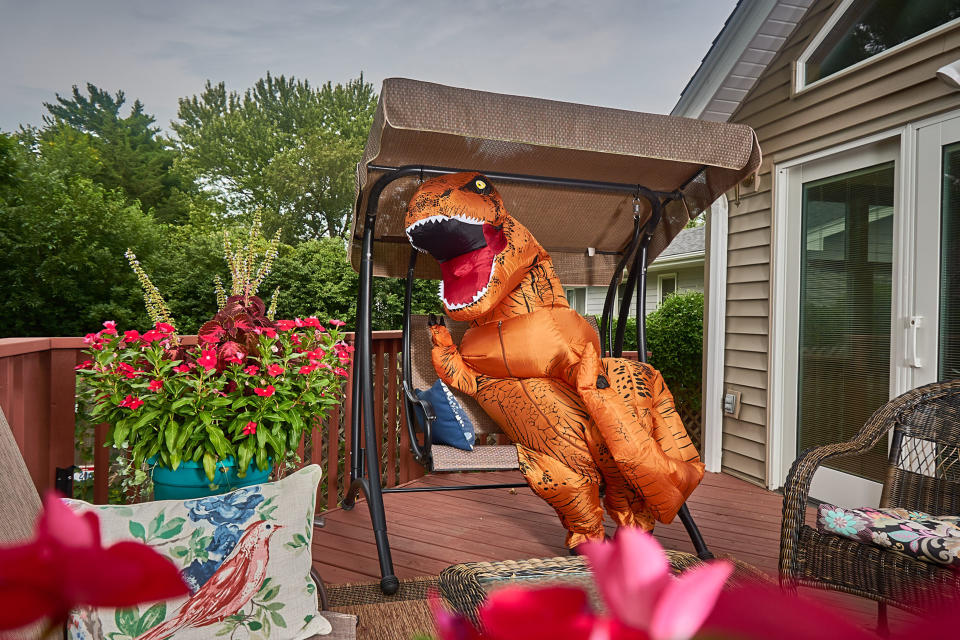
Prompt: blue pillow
<box><xmin>415</xmin><ymin>379</ymin><xmax>475</xmax><ymax>451</ymax></box>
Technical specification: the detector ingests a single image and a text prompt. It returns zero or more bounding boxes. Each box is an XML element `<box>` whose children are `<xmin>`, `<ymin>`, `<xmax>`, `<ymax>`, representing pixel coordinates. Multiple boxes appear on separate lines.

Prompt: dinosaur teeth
<box><xmin>439</xmin><ymin>259</ymin><xmax>496</xmax><ymax>310</ymax></box>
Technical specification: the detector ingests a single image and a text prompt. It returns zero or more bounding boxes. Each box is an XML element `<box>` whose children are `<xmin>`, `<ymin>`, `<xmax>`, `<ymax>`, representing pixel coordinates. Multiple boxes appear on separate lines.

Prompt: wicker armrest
<box><xmin>779</xmin><ymin>390</ymin><xmax>906</xmax><ymax>582</ymax></box>
<box><xmin>779</xmin><ymin>439</ymin><xmax>874</xmax><ymax>581</ymax></box>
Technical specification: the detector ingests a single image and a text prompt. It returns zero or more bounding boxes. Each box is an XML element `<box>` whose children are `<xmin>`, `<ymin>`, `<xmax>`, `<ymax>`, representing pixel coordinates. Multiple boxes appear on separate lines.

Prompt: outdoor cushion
<box><xmin>65</xmin><ymin>465</ymin><xmax>330</xmax><ymax>640</ymax></box>
<box><xmin>817</xmin><ymin>503</ymin><xmax>960</xmax><ymax>569</ymax></box>
<box><xmin>416</xmin><ymin>379</ymin><xmax>476</xmax><ymax>451</ymax></box>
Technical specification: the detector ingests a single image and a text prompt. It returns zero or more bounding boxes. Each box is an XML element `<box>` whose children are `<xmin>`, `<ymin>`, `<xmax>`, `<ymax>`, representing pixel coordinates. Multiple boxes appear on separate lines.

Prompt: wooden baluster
<box><xmin>94</xmin><ymin>423</ymin><xmax>109</xmax><ymax>504</ymax></box>
<box><xmin>326</xmin><ymin>405</ymin><xmax>340</xmax><ymax>511</ymax></box>
<box><xmin>386</xmin><ymin>345</ymin><xmax>398</xmax><ymax>488</ymax></box>
<box><xmin>373</xmin><ymin>340</ymin><xmax>385</xmax><ymax>487</ymax></box>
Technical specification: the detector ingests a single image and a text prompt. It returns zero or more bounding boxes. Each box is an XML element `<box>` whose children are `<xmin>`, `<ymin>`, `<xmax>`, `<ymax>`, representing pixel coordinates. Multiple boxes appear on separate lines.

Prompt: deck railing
<box><xmin>0</xmin><ymin>336</ymin><xmax>702</xmax><ymax>512</ymax></box>
<box><xmin>0</xmin><ymin>332</ymin><xmax>424</xmax><ymax>511</ymax></box>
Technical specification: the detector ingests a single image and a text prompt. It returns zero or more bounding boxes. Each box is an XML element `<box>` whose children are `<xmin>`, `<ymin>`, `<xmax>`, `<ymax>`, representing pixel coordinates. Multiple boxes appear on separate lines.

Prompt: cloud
<box><xmin>0</xmin><ymin>0</ymin><xmax>737</xmax><ymax>132</ymax></box>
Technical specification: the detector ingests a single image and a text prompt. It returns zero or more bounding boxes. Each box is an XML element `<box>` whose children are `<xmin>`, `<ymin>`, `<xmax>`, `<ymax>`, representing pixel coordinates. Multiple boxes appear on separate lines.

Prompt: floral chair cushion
<box><xmin>817</xmin><ymin>503</ymin><xmax>960</xmax><ymax>569</ymax></box>
<box><xmin>65</xmin><ymin>465</ymin><xmax>330</xmax><ymax>640</ymax></box>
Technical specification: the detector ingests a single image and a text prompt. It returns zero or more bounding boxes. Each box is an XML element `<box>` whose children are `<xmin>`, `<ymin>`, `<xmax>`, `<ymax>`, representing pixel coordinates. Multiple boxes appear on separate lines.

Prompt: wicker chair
<box><xmin>780</xmin><ymin>379</ymin><xmax>960</xmax><ymax>620</ymax></box>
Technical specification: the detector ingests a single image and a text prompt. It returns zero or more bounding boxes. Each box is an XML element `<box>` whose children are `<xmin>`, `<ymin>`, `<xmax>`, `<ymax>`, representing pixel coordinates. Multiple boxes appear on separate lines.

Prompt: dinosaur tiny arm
<box><xmin>429</xmin><ymin>324</ymin><xmax>480</xmax><ymax>396</ymax></box>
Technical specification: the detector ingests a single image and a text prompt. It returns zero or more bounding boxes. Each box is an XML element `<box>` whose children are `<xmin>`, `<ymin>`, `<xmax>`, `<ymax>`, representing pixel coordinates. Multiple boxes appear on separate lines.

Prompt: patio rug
<box><xmin>326</xmin><ymin>577</ymin><xmax>438</xmax><ymax>640</ymax></box>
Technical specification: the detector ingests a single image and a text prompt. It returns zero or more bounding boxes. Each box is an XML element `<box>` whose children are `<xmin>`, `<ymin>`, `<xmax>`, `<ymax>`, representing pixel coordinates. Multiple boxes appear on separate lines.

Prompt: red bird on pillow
<box><xmin>405</xmin><ymin>172</ymin><xmax>704</xmax><ymax>548</ymax></box>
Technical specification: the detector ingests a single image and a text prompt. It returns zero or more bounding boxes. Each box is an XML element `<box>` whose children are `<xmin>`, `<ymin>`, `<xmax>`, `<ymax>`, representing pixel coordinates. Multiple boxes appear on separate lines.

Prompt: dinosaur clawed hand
<box><xmin>428</xmin><ymin>315</ymin><xmax>454</xmax><ymax>347</ymax></box>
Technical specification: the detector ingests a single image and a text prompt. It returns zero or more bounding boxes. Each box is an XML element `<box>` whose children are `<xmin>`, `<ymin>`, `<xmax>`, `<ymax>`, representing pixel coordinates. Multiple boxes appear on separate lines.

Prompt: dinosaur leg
<box><xmin>475</xmin><ymin>376</ymin><xmax>606</xmax><ymax>548</ymax></box>
<box><xmin>573</xmin><ymin>344</ymin><xmax>704</xmax><ymax>524</ymax></box>
<box><xmin>581</xmin><ymin>420</ymin><xmax>657</xmax><ymax>532</ymax></box>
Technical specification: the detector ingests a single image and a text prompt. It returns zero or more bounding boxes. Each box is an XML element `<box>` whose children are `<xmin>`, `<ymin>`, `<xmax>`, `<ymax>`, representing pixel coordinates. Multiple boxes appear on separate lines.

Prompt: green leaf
<box><xmin>148</xmin><ymin>511</ymin><xmax>165</xmax><ymax>538</ymax></box>
<box><xmin>205</xmin><ymin>424</ymin><xmax>232</xmax><ymax>458</ymax></box>
<box><xmin>171</xmin><ymin>545</ymin><xmax>189</xmax><ymax>558</ymax></box>
<box><xmin>248</xmin><ymin>621</ymin><xmax>263</xmax><ymax>631</ymax></box>
<box><xmin>157</xmin><ymin>517</ymin><xmax>186</xmax><ymax>539</ymax></box>
<box><xmin>261</xmin><ymin>585</ymin><xmax>280</xmax><ymax>601</ymax></box>
<box><xmin>115</xmin><ymin>607</ymin><xmax>139</xmax><ymax>637</ymax></box>
<box><xmin>137</xmin><ymin>603</ymin><xmax>167</xmax><ymax>635</ymax></box>
<box><xmin>265</xmin><ymin>602</ymin><xmax>285</xmax><ymax>611</ymax></box>
<box><xmin>203</xmin><ymin>452</ymin><xmax>216</xmax><ymax>481</ymax></box>
<box><xmin>128</xmin><ymin>521</ymin><xmax>146</xmax><ymax>542</ymax></box>
<box><xmin>270</xmin><ymin>611</ymin><xmax>286</xmax><ymax>628</ymax></box>
<box><xmin>164</xmin><ymin>422</ymin><xmax>180</xmax><ymax>455</ymax></box>
<box><xmin>171</xmin><ymin>397</ymin><xmax>193</xmax><ymax>410</ymax></box>
<box><xmin>130</xmin><ymin>409</ymin><xmax>162</xmax><ymax>433</ymax></box>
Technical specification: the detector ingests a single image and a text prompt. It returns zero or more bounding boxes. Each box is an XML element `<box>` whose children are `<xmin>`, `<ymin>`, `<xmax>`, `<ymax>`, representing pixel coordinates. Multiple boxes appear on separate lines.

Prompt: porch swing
<box><xmin>343</xmin><ymin>78</ymin><xmax>762</xmax><ymax>594</ymax></box>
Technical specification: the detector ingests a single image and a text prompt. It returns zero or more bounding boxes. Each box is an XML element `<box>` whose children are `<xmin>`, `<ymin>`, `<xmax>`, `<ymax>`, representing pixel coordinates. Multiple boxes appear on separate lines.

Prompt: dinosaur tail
<box><xmin>575</xmin><ymin>344</ymin><xmax>704</xmax><ymax>524</ymax></box>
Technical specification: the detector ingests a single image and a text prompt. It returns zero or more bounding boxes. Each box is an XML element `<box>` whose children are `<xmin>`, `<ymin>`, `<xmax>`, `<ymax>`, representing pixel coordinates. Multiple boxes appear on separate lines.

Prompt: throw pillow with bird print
<box><xmin>65</xmin><ymin>465</ymin><xmax>329</xmax><ymax>640</ymax></box>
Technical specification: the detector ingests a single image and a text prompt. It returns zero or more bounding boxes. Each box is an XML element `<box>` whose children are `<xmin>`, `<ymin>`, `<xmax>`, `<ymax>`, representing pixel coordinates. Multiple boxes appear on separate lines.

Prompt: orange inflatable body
<box><xmin>405</xmin><ymin>172</ymin><xmax>704</xmax><ymax>547</ymax></box>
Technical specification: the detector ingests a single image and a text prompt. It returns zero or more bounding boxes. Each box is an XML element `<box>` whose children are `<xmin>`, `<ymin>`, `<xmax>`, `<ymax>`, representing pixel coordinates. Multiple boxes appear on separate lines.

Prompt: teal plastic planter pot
<box><xmin>150</xmin><ymin>456</ymin><xmax>273</xmax><ymax>500</ymax></box>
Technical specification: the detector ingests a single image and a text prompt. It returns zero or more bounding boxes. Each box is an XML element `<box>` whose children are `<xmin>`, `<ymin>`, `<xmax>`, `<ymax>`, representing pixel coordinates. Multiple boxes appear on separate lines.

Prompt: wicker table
<box><xmin>439</xmin><ymin>551</ymin><xmax>710</xmax><ymax>624</ymax></box>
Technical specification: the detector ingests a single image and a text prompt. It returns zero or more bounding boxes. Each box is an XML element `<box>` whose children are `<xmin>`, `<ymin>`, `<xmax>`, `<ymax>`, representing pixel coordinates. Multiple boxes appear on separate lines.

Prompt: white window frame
<box><xmin>657</xmin><ymin>273</ymin><xmax>678</xmax><ymax>306</ymax></box>
<box><xmin>769</xmin><ymin>129</ymin><xmax>905</xmax><ymax>493</ymax></box>
<box><xmin>794</xmin><ymin>0</ymin><xmax>960</xmax><ymax>94</ymax></box>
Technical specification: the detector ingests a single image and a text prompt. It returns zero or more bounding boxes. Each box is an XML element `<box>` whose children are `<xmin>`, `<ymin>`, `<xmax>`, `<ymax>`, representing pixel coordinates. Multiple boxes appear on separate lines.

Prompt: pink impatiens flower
<box><xmin>298</xmin><ymin>364</ymin><xmax>317</xmax><ymax>374</ymax></box>
<box><xmin>75</xmin><ymin>360</ymin><xmax>93</xmax><ymax>371</ymax></box>
<box><xmin>123</xmin><ymin>330</ymin><xmax>140</xmax><ymax>343</ymax></box>
<box><xmin>329</xmin><ymin>319</ymin><xmax>346</xmax><ymax>327</ymax></box>
<box><xmin>242</xmin><ymin>421</ymin><xmax>257</xmax><ymax>436</ymax></box>
<box><xmin>197</xmin><ymin>349</ymin><xmax>217</xmax><ymax>370</ymax></box>
<box><xmin>275</xmin><ymin>320</ymin><xmax>297</xmax><ymax>331</ymax></box>
<box><xmin>334</xmin><ymin>367</ymin><xmax>349</xmax><ymax>377</ymax></box>
<box><xmin>254</xmin><ymin>385</ymin><xmax>276</xmax><ymax>397</ymax></box>
<box><xmin>147</xmin><ymin>379</ymin><xmax>164</xmax><ymax>392</ymax></box>
<box><xmin>172</xmin><ymin>363</ymin><xmax>193</xmax><ymax>373</ymax></box>
<box><xmin>101</xmin><ymin>320</ymin><xmax>117</xmax><ymax>334</ymax></box>
<box><xmin>118</xmin><ymin>395</ymin><xmax>144</xmax><ymax>411</ymax></box>
<box><xmin>244</xmin><ymin>364</ymin><xmax>260</xmax><ymax>375</ymax></box>
<box><xmin>154</xmin><ymin>322</ymin><xmax>175</xmax><ymax>334</ymax></box>
<box><xmin>267</xmin><ymin>364</ymin><xmax>284</xmax><ymax>377</ymax></box>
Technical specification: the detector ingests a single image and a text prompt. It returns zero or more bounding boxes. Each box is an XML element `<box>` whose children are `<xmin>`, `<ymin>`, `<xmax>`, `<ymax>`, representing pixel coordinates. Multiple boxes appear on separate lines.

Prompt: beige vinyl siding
<box><xmin>719</xmin><ymin>0</ymin><xmax>960</xmax><ymax>486</ymax></box>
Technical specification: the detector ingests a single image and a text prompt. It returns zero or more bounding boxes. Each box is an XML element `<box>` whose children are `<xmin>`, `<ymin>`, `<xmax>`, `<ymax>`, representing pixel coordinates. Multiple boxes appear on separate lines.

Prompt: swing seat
<box><xmin>405</xmin><ymin>314</ymin><xmax>525</xmax><ymax>473</ymax></box>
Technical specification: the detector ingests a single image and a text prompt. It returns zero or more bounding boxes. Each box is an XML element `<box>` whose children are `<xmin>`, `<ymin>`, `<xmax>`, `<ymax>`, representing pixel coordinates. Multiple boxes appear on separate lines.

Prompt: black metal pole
<box><xmin>348</xmin><ymin>166</ymin><xmax>422</xmax><ymax>595</ymax></box>
<box><xmin>613</xmin><ymin>246</ymin><xmax>641</xmax><ymax>358</ymax></box>
<box><xmin>600</xmin><ymin>213</ymin><xmax>642</xmax><ymax>358</ymax></box>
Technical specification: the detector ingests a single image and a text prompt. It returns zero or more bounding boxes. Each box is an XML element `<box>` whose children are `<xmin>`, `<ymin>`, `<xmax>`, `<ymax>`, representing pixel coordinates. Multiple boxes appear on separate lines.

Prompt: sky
<box><xmin>0</xmin><ymin>0</ymin><xmax>737</xmax><ymax>133</ymax></box>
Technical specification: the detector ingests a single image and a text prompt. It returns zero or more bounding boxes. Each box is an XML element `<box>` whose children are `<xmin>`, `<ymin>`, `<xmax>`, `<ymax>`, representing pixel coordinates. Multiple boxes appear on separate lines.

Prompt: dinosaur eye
<box><xmin>461</xmin><ymin>175</ymin><xmax>493</xmax><ymax>195</ymax></box>
<box><xmin>265</xmin><ymin>524</ymin><xmax>272</xmax><ymax>529</ymax></box>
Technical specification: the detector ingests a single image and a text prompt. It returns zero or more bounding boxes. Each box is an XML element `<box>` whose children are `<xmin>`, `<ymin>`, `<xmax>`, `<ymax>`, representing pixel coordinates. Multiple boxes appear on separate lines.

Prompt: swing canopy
<box><xmin>350</xmin><ymin>77</ymin><xmax>761</xmax><ymax>286</ymax></box>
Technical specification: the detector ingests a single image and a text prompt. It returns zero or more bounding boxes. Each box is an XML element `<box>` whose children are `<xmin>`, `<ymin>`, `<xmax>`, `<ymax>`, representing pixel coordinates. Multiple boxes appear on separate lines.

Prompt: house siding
<box><xmin>723</xmin><ymin>0</ymin><xmax>960</xmax><ymax>486</ymax></box>
<box><xmin>644</xmin><ymin>263</ymin><xmax>705</xmax><ymax>315</ymax></box>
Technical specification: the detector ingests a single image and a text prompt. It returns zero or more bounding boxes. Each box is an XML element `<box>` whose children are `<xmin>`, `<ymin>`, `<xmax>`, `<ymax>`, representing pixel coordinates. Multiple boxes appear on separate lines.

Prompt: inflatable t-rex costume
<box><xmin>405</xmin><ymin>172</ymin><xmax>704</xmax><ymax>548</ymax></box>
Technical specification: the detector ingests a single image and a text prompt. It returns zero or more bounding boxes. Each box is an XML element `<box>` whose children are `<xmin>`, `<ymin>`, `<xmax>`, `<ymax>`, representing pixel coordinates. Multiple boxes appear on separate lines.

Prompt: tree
<box><xmin>261</xmin><ymin>238</ymin><xmax>441</xmax><ymax>331</ymax></box>
<box><xmin>41</xmin><ymin>83</ymin><xmax>193</xmax><ymax>224</ymax></box>
<box><xmin>0</xmin><ymin>133</ymin><xmax>165</xmax><ymax>337</ymax></box>
<box><xmin>172</xmin><ymin>74</ymin><xmax>377</xmax><ymax>241</ymax></box>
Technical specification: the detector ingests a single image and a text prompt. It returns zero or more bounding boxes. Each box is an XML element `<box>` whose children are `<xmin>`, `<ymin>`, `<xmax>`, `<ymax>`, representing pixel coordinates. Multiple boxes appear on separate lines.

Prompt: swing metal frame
<box><xmin>340</xmin><ymin>78</ymin><xmax>761</xmax><ymax>594</ymax></box>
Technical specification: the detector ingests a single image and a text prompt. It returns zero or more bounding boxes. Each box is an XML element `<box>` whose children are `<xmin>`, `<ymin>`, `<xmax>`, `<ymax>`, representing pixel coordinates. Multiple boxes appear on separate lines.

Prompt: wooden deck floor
<box><xmin>311</xmin><ymin>470</ymin><xmax>911</xmax><ymax>631</ymax></box>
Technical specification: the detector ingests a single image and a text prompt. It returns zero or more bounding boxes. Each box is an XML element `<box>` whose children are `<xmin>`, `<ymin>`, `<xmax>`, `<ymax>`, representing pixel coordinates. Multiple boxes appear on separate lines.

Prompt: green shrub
<box><xmin>647</xmin><ymin>291</ymin><xmax>704</xmax><ymax>412</ymax></box>
<box><xmin>592</xmin><ymin>290</ymin><xmax>704</xmax><ymax>412</ymax></box>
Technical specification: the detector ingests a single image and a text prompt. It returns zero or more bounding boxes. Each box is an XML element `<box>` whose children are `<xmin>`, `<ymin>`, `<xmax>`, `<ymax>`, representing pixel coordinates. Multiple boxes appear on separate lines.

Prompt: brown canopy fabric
<box><xmin>350</xmin><ymin>78</ymin><xmax>761</xmax><ymax>286</ymax></box>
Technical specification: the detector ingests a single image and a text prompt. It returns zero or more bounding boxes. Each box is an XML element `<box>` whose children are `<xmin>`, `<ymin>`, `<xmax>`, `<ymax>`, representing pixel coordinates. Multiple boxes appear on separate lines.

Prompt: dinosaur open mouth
<box><xmin>406</xmin><ymin>215</ymin><xmax>507</xmax><ymax>310</ymax></box>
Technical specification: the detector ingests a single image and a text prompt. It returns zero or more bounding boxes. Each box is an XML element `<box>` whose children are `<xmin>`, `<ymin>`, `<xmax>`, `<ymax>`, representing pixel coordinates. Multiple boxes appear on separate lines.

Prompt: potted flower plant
<box><xmin>76</xmin><ymin>218</ymin><xmax>352</xmax><ymax>499</ymax></box>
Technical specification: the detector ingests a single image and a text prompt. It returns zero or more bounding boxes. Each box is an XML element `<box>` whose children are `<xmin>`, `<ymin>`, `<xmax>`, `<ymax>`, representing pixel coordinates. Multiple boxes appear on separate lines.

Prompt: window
<box><xmin>658</xmin><ymin>274</ymin><xmax>677</xmax><ymax>306</ymax></box>
<box><xmin>564</xmin><ymin>287</ymin><xmax>586</xmax><ymax>314</ymax></box>
<box><xmin>798</xmin><ymin>0</ymin><xmax>960</xmax><ymax>89</ymax></box>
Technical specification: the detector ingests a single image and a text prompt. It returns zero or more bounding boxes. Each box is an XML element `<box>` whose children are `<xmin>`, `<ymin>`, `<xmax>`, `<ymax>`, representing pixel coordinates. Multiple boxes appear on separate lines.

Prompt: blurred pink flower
<box><xmin>581</xmin><ymin>528</ymin><xmax>731</xmax><ymax>640</ymax></box>
<box><xmin>0</xmin><ymin>492</ymin><xmax>188</xmax><ymax>631</ymax></box>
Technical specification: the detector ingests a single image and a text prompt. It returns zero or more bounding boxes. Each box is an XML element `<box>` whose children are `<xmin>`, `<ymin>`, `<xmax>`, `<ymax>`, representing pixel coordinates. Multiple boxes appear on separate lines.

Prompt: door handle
<box><xmin>909</xmin><ymin>316</ymin><xmax>924</xmax><ymax>368</ymax></box>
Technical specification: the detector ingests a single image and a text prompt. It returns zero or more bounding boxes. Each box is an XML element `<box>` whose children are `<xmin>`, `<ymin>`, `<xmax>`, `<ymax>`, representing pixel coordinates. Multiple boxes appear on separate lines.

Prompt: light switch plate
<box><xmin>723</xmin><ymin>389</ymin><xmax>742</xmax><ymax>419</ymax></box>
